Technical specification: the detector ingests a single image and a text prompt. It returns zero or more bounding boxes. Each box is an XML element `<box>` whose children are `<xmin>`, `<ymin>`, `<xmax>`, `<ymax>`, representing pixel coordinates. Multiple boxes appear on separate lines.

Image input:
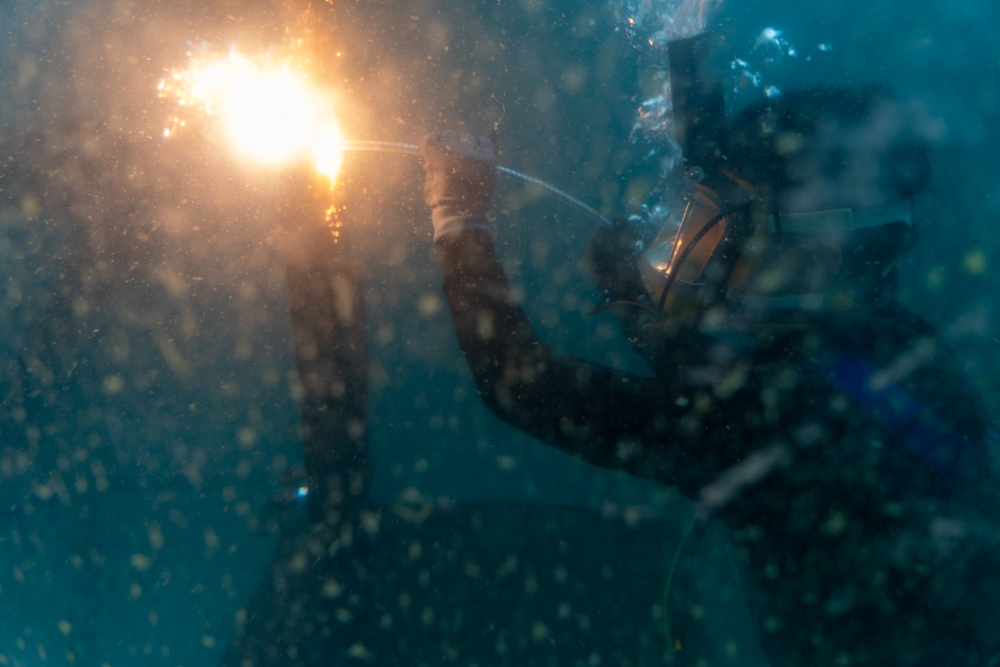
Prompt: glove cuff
<box><xmin>431</xmin><ymin>211</ymin><xmax>491</xmax><ymax>242</ymax></box>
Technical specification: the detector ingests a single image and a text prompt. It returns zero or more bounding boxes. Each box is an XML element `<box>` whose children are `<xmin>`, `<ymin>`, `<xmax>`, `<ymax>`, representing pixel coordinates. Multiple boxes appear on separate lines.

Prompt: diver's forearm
<box><xmin>435</xmin><ymin>229</ymin><xmax>677</xmax><ymax>479</ymax></box>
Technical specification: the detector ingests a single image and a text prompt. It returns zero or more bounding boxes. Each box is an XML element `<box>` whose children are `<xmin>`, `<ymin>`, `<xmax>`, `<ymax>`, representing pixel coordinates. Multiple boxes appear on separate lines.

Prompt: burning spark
<box><xmin>160</xmin><ymin>50</ymin><xmax>344</xmax><ymax>185</ymax></box>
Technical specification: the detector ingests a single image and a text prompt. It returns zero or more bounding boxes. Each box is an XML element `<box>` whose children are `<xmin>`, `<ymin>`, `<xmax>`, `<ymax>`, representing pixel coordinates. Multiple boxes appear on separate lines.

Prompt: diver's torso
<box><xmin>654</xmin><ymin>302</ymin><xmax>999</xmax><ymax>665</ymax></box>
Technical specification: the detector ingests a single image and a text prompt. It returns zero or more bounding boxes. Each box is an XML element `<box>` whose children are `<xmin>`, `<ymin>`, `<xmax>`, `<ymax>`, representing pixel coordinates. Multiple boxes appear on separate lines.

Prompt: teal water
<box><xmin>0</xmin><ymin>0</ymin><xmax>997</xmax><ymax>664</ymax></box>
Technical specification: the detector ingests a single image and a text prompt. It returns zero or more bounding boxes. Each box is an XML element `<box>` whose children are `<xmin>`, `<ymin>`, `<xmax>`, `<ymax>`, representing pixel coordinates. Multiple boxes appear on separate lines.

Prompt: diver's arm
<box><xmin>437</xmin><ymin>227</ymin><xmax>678</xmax><ymax>479</ymax></box>
<box><xmin>419</xmin><ymin>130</ymin><xmax>685</xmax><ymax>480</ymax></box>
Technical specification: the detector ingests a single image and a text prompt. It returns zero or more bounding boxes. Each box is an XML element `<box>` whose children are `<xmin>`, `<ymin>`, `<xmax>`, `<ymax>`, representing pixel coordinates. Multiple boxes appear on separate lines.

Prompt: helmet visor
<box><xmin>640</xmin><ymin>185</ymin><xmax>728</xmax><ymax>301</ymax></box>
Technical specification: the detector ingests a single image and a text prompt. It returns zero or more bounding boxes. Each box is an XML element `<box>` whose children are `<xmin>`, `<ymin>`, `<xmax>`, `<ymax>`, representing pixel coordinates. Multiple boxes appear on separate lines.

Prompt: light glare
<box><xmin>162</xmin><ymin>51</ymin><xmax>345</xmax><ymax>185</ymax></box>
<box><xmin>314</xmin><ymin>124</ymin><xmax>346</xmax><ymax>185</ymax></box>
<box><xmin>221</xmin><ymin>70</ymin><xmax>321</xmax><ymax>163</ymax></box>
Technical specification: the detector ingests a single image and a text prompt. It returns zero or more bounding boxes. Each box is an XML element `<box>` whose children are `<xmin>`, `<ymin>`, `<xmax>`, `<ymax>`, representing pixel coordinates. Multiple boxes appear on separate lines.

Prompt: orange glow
<box><xmin>161</xmin><ymin>50</ymin><xmax>345</xmax><ymax>186</ymax></box>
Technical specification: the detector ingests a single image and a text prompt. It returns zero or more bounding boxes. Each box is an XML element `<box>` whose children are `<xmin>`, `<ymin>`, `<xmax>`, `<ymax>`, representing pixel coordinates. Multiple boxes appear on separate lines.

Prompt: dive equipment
<box><xmin>642</xmin><ymin>34</ymin><xmax>918</xmax><ymax>313</ymax></box>
<box><xmin>667</xmin><ymin>33</ymin><xmax>726</xmax><ymax>174</ymax></box>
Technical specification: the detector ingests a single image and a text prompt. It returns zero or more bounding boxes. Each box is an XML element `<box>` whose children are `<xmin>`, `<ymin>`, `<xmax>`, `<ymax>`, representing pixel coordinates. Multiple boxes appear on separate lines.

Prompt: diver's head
<box><xmin>643</xmin><ymin>85</ymin><xmax>933</xmax><ymax>316</ymax></box>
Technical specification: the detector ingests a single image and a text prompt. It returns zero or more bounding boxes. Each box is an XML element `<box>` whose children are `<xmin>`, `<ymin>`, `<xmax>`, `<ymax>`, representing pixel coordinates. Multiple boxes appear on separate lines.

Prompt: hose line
<box><xmin>339</xmin><ymin>140</ymin><xmax>613</xmax><ymax>227</ymax></box>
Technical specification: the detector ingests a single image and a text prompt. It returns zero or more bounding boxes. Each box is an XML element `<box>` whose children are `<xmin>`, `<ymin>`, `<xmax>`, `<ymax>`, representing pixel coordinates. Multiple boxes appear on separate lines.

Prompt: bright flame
<box><xmin>161</xmin><ymin>51</ymin><xmax>345</xmax><ymax>185</ymax></box>
<box><xmin>313</xmin><ymin>124</ymin><xmax>345</xmax><ymax>185</ymax></box>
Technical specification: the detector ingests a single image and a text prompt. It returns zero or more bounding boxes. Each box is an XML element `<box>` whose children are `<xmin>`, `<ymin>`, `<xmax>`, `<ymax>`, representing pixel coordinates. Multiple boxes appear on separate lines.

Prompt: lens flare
<box><xmin>161</xmin><ymin>50</ymin><xmax>344</xmax><ymax>185</ymax></box>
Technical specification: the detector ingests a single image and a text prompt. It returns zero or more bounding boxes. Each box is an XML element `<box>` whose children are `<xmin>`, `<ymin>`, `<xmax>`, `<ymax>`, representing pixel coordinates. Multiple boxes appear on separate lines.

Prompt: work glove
<box><xmin>420</xmin><ymin>131</ymin><xmax>498</xmax><ymax>241</ymax></box>
<box><xmin>587</xmin><ymin>217</ymin><xmax>644</xmax><ymax>299</ymax></box>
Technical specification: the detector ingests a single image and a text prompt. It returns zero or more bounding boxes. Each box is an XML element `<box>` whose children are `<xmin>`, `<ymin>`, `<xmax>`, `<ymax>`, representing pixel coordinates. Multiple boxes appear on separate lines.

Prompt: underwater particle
<box><xmin>497</xmin><ymin>456</ymin><xmax>517</xmax><ymax>470</ymax></box>
<box><xmin>321</xmin><ymin>579</ymin><xmax>343</xmax><ymax>598</ymax></box>
<box><xmin>235</xmin><ymin>340</ymin><xmax>253</xmax><ymax>360</ymax></box>
<box><xmin>348</xmin><ymin>644</ymin><xmax>373</xmax><ymax>660</ymax></box>
<box><xmin>102</xmin><ymin>375</ymin><xmax>126</xmax><ymax>395</ymax></box>
<box><xmin>764</xmin><ymin>85</ymin><xmax>782</xmax><ymax>99</ymax></box>
<box><xmin>346</xmin><ymin>419</ymin><xmax>367</xmax><ymax>438</ymax></box>
<box><xmin>236</xmin><ymin>426</ymin><xmax>258</xmax><ymax>449</ymax></box>
<box><xmin>20</xmin><ymin>194</ymin><xmax>41</xmax><ymax>219</ymax></box>
<box><xmin>236</xmin><ymin>460</ymin><xmax>253</xmax><ymax>479</ymax></box>
<box><xmin>289</xmin><ymin>551</ymin><xmax>309</xmax><ymax>574</ymax></box>
<box><xmin>774</xmin><ymin>132</ymin><xmax>804</xmax><ymax>157</ymax></box>
<box><xmin>823</xmin><ymin>511</ymin><xmax>848</xmax><ymax>536</ymax></box>
<box><xmin>400</xmin><ymin>487</ymin><xmax>425</xmax><ymax>504</ymax></box>
<box><xmin>964</xmin><ymin>249</ymin><xmax>987</xmax><ymax>274</ymax></box>
<box><xmin>625</xmin><ymin>178</ymin><xmax>656</xmax><ymax>208</ymax></box>
<box><xmin>361</xmin><ymin>510</ymin><xmax>381</xmax><ymax>536</ymax></box>
<box><xmin>204</xmin><ymin>528</ymin><xmax>220</xmax><ymax>553</ymax></box>
<box><xmin>818</xmin><ymin>43</ymin><xmax>833</xmax><ymax>52</ymax></box>
<box><xmin>926</xmin><ymin>265</ymin><xmax>947</xmax><ymax>291</ymax></box>
<box><xmin>58</xmin><ymin>620</ymin><xmax>72</xmax><ymax>635</ymax></box>
<box><xmin>560</xmin><ymin>64</ymin><xmax>589</xmax><ymax>95</ymax></box>
<box><xmin>418</xmin><ymin>292</ymin><xmax>442</xmax><ymax>317</ymax></box>
<box><xmin>201</xmin><ymin>635</ymin><xmax>216</xmax><ymax>649</ymax></box>
<box><xmin>531</xmin><ymin>621</ymin><xmax>550</xmax><ymax>641</ymax></box>
<box><xmin>157</xmin><ymin>335</ymin><xmax>193</xmax><ymax>379</ymax></box>
<box><xmin>72</xmin><ymin>297</ymin><xmax>91</xmax><ymax>318</ymax></box>
<box><xmin>18</xmin><ymin>56</ymin><xmax>39</xmax><ymax>87</ymax></box>
<box><xmin>375</xmin><ymin>324</ymin><xmax>395</xmax><ymax>346</ymax></box>
<box><xmin>130</xmin><ymin>553</ymin><xmax>152</xmax><ymax>571</ymax></box>
<box><xmin>622</xmin><ymin>505</ymin><xmax>644</xmax><ymax>527</ymax></box>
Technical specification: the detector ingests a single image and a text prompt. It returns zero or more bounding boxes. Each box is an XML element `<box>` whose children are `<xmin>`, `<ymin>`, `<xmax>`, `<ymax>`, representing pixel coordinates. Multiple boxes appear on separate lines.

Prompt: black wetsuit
<box><xmin>437</xmin><ymin>228</ymin><xmax>1000</xmax><ymax>667</ymax></box>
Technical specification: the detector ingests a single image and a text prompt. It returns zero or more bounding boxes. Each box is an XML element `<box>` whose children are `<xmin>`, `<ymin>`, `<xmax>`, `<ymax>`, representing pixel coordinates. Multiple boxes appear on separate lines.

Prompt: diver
<box><xmin>416</xmin><ymin>37</ymin><xmax>1000</xmax><ymax>667</ymax></box>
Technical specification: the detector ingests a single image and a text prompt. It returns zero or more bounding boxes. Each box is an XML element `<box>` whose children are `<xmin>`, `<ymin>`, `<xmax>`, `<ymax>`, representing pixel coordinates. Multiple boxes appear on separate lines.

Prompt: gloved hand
<box><xmin>419</xmin><ymin>131</ymin><xmax>498</xmax><ymax>241</ymax></box>
<box><xmin>587</xmin><ymin>217</ymin><xmax>643</xmax><ymax>298</ymax></box>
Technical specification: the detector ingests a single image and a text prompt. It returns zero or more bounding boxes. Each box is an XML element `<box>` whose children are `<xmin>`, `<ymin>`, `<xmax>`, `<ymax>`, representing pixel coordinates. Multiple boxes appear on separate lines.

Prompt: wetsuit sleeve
<box><xmin>436</xmin><ymin>228</ymin><xmax>676</xmax><ymax>480</ymax></box>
